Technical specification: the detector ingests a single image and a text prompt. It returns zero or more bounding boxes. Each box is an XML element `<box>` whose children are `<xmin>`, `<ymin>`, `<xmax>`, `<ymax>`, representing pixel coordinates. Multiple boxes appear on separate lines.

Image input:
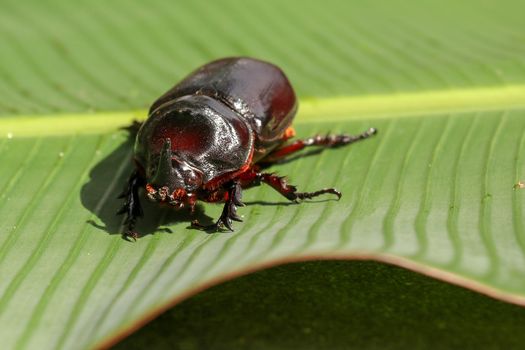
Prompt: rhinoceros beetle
<box><xmin>118</xmin><ymin>57</ymin><xmax>377</xmax><ymax>240</ymax></box>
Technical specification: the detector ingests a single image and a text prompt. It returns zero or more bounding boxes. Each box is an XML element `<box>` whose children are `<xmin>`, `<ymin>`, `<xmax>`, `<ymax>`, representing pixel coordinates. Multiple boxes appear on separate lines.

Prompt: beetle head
<box><xmin>146</xmin><ymin>138</ymin><xmax>203</xmax><ymax>206</ymax></box>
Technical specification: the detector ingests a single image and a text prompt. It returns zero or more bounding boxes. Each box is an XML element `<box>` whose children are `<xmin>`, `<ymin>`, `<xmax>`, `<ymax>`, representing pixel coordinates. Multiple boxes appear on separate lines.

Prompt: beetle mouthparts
<box><xmin>145</xmin><ymin>184</ymin><xmax>187</xmax><ymax>208</ymax></box>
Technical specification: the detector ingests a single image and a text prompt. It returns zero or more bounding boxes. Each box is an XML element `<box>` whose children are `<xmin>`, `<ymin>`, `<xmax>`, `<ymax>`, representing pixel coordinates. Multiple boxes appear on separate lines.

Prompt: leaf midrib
<box><xmin>2</xmin><ymin>84</ymin><xmax>525</xmax><ymax>137</ymax></box>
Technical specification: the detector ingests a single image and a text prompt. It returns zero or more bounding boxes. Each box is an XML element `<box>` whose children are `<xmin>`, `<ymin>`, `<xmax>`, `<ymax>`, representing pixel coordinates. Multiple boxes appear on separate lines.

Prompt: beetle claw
<box><xmin>293</xmin><ymin>187</ymin><xmax>342</xmax><ymax>201</ymax></box>
<box><xmin>223</xmin><ymin>217</ymin><xmax>233</xmax><ymax>231</ymax></box>
<box><xmin>190</xmin><ymin>220</ymin><xmax>208</xmax><ymax>230</ymax></box>
<box><xmin>230</xmin><ymin>213</ymin><xmax>243</xmax><ymax>222</ymax></box>
<box><xmin>123</xmin><ymin>230</ymin><xmax>139</xmax><ymax>242</ymax></box>
<box><xmin>191</xmin><ymin>220</ymin><xmax>226</xmax><ymax>233</ymax></box>
<box><xmin>232</xmin><ymin>182</ymin><xmax>244</xmax><ymax>206</ymax></box>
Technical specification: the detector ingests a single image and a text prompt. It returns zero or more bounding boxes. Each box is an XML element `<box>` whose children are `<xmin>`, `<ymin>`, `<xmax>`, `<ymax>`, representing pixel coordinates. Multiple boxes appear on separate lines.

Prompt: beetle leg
<box><xmin>257</xmin><ymin>173</ymin><xmax>341</xmax><ymax>202</ymax></box>
<box><xmin>192</xmin><ymin>181</ymin><xmax>244</xmax><ymax>232</ymax></box>
<box><xmin>117</xmin><ymin>170</ymin><xmax>145</xmax><ymax>241</ymax></box>
<box><xmin>239</xmin><ymin>169</ymin><xmax>341</xmax><ymax>202</ymax></box>
<box><xmin>264</xmin><ymin>128</ymin><xmax>377</xmax><ymax>163</ymax></box>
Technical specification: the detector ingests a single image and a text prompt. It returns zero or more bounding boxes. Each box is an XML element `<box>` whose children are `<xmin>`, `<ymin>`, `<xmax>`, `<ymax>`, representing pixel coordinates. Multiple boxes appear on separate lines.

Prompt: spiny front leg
<box><xmin>192</xmin><ymin>181</ymin><xmax>245</xmax><ymax>232</ymax></box>
<box><xmin>117</xmin><ymin>170</ymin><xmax>145</xmax><ymax>241</ymax></box>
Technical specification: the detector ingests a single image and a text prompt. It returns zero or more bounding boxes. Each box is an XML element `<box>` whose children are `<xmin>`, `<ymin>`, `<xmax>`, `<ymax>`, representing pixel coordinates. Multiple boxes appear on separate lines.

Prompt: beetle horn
<box><xmin>151</xmin><ymin>138</ymin><xmax>176</xmax><ymax>188</ymax></box>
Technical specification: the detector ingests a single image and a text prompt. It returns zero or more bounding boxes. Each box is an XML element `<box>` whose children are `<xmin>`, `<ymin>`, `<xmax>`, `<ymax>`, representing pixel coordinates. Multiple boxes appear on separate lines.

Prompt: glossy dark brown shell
<box><xmin>150</xmin><ymin>57</ymin><xmax>297</xmax><ymax>150</ymax></box>
<box><xmin>135</xmin><ymin>95</ymin><xmax>254</xmax><ymax>184</ymax></box>
<box><xmin>136</xmin><ymin>57</ymin><xmax>297</xmax><ymax>185</ymax></box>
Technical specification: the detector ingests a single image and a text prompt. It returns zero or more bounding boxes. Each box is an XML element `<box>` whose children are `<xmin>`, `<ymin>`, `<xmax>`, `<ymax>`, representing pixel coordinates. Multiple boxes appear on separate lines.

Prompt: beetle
<box><xmin>118</xmin><ymin>57</ymin><xmax>377</xmax><ymax>240</ymax></box>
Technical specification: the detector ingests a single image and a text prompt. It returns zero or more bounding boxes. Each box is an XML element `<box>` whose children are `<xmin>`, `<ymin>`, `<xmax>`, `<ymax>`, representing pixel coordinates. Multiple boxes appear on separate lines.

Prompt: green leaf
<box><xmin>114</xmin><ymin>261</ymin><xmax>525</xmax><ymax>350</ymax></box>
<box><xmin>1</xmin><ymin>0</ymin><xmax>525</xmax><ymax>349</ymax></box>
